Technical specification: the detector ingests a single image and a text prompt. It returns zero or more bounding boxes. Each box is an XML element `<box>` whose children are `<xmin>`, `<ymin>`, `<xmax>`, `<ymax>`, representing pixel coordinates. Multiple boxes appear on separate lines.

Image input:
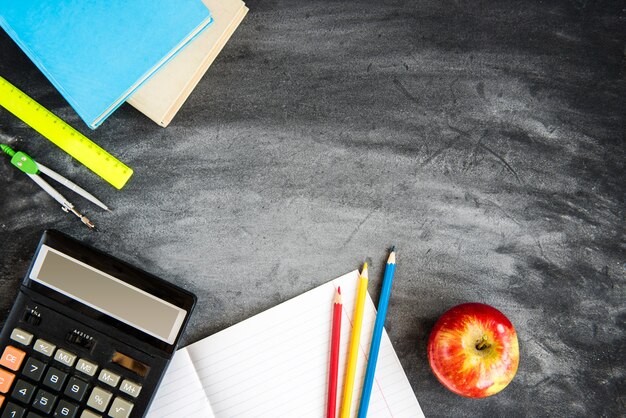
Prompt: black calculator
<box><xmin>0</xmin><ymin>230</ymin><xmax>196</xmax><ymax>418</ymax></box>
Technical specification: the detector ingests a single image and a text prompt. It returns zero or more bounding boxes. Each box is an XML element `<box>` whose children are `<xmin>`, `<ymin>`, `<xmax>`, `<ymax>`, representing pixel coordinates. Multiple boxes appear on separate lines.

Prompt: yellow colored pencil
<box><xmin>339</xmin><ymin>262</ymin><xmax>369</xmax><ymax>418</ymax></box>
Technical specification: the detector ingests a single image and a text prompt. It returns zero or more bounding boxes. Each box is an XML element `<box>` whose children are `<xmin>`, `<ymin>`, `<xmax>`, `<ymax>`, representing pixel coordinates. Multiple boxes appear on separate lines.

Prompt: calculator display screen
<box><xmin>28</xmin><ymin>245</ymin><xmax>187</xmax><ymax>344</ymax></box>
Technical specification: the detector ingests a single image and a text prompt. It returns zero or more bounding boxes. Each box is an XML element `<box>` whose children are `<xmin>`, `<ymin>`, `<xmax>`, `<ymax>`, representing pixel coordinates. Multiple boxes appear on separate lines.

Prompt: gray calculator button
<box><xmin>80</xmin><ymin>411</ymin><xmax>101</xmax><ymax>418</ymax></box>
<box><xmin>11</xmin><ymin>379</ymin><xmax>36</xmax><ymax>403</ymax></box>
<box><xmin>97</xmin><ymin>370</ymin><xmax>120</xmax><ymax>387</ymax></box>
<box><xmin>2</xmin><ymin>402</ymin><xmax>25</xmax><ymax>418</ymax></box>
<box><xmin>107</xmin><ymin>397</ymin><xmax>133</xmax><ymax>418</ymax></box>
<box><xmin>10</xmin><ymin>328</ymin><xmax>33</xmax><ymax>346</ymax></box>
<box><xmin>87</xmin><ymin>387</ymin><xmax>112</xmax><ymax>413</ymax></box>
<box><xmin>64</xmin><ymin>376</ymin><xmax>90</xmax><ymax>402</ymax></box>
<box><xmin>54</xmin><ymin>399</ymin><xmax>79</xmax><ymax>418</ymax></box>
<box><xmin>33</xmin><ymin>339</ymin><xmax>56</xmax><ymax>357</ymax></box>
<box><xmin>119</xmin><ymin>380</ymin><xmax>141</xmax><ymax>398</ymax></box>
<box><xmin>76</xmin><ymin>359</ymin><xmax>98</xmax><ymax>377</ymax></box>
<box><xmin>54</xmin><ymin>349</ymin><xmax>77</xmax><ymax>367</ymax></box>
<box><xmin>32</xmin><ymin>389</ymin><xmax>57</xmax><ymax>414</ymax></box>
<box><xmin>43</xmin><ymin>367</ymin><xmax>67</xmax><ymax>391</ymax></box>
<box><xmin>23</xmin><ymin>357</ymin><xmax>46</xmax><ymax>381</ymax></box>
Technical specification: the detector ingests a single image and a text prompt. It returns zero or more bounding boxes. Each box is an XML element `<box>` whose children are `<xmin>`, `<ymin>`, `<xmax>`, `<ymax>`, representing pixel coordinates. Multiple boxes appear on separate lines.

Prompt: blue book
<box><xmin>0</xmin><ymin>1</ymin><xmax>213</xmax><ymax>129</ymax></box>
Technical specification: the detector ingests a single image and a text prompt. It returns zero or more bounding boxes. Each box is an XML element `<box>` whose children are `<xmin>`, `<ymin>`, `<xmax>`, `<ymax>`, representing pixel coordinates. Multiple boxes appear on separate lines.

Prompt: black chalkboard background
<box><xmin>1</xmin><ymin>1</ymin><xmax>624</xmax><ymax>416</ymax></box>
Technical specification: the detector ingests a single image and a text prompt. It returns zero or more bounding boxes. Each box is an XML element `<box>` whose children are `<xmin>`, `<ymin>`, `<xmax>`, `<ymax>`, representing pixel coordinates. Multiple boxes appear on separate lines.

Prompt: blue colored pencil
<box><xmin>357</xmin><ymin>246</ymin><xmax>397</xmax><ymax>418</ymax></box>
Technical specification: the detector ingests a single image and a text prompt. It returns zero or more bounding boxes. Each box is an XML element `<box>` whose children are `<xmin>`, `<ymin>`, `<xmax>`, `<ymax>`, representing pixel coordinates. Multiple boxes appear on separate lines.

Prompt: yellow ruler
<box><xmin>0</xmin><ymin>75</ymin><xmax>133</xmax><ymax>189</ymax></box>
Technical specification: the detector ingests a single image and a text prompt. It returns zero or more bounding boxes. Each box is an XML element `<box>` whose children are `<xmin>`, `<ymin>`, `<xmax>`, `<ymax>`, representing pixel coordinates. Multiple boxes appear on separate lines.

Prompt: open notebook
<box><xmin>146</xmin><ymin>271</ymin><xmax>424</xmax><ymax>418</ymax></box>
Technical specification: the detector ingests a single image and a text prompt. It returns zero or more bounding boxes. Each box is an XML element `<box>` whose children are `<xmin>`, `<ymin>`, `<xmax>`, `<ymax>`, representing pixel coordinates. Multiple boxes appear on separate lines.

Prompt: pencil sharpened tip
<box><xmin>390</xmin><ymin>245</ymin><xmax>396</xmax><ymax>253</ymax></box>
<box><xmin>361</xmin><ymin>261</ymin><xmax>369</xmax><ymax>278</ymax></box>
<box><xmin>334</xmin><ymin>287</ymin><xmax>342</xmax><ymax>303</ymax></box>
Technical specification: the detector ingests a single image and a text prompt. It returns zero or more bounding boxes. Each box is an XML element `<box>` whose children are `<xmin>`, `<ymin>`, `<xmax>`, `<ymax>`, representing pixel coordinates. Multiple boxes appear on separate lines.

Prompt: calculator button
<box><xmin>119</xmin><ymin>380</ymin><xmax>141</xmax><ymax>398</ymax></box>
<box><xmin>10</xmin><ymin>329</ymin><xmax>33</xmax><ymax>346</ymax></box>
<box><xmin>32</xmin><ymin>389</ymin><xmax>57</xmax><ymax>414</ymax></box>
<box><xmin>75</xmin><ymin>359</ymin><xmax>98</xmax><ymax>377</ymax></box>
<box><xmin>0</xmin><ymin>394</ymin><xmax>4</xmax><ymax>407</ymax></box>
<box><xmin>43</xmin><ymin>367</ymin><xmax>68</xmax><ymax>392</ymax></box>
<box><xmin>97</xmin><ymin>370</ymin><xmax>120</xmax><ymax>388</ymax></box>
<box><xmin>22</xmin><ymin>358</ymin><xmax>46</xmax><ymax>382</ymax></box>
<box><xmin>64</xmin><ymin>377</ymin><xmax>89</xmax><ymax>402</ymax></box>
<box><xmin>11</xmin><ymin>379</ymin><xmax>36</xmax><ymax>403</ymax></box>
<box><xmin>1</xmin><ymin>402</ymin><xmax>25</xmax><ymax>418</ymax></box>
<box><xmin>33</xmin><ymin>339</ymin><xmax>56</xmax><ymax>357</ymax></box>
<box><xmin>53</xmin><ymin>399</ymin><xmax>79</xmax><ymax>418</ymax></box>
<box><xmin>80</xmin><ymin>411</ymin><xmax>101</xmax><ymax>418</ymax></box>
<box><xmin>87</xmin><ymin>387</ymin><xmax>112</xmax><ymax>413</ymax></box>
<box><xmin>108</xmin><ymin>397</ymin><xmax>133</xmax><ymax>418</ymax></box>
<box><xmin>0</xmin><ymin>346</ymin><xmax>26</xmax><ymax>371</ymax></box>
<box><xmin>0</xmin><ymin>368</ymin><xmax>16</xmax><ymax>393</ymax></box>
<box><xmin>54</xmin><ymin>349</ymin><xmax>77</xmax><ymax>368</ymax></box>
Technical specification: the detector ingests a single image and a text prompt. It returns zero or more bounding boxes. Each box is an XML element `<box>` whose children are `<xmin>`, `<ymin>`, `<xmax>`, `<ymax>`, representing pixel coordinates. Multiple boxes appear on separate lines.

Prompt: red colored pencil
<box><xmin>327</xmin><ymin>287</ymin><xmax>343</xmax><ymax>418</ymax></box>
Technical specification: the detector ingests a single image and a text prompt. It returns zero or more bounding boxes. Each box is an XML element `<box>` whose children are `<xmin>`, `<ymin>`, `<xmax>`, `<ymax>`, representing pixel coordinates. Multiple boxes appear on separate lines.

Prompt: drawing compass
<box><xmin>1</xmin><ymin>144</ymin><xmax>110</xmax><ymax>229</ymax></box>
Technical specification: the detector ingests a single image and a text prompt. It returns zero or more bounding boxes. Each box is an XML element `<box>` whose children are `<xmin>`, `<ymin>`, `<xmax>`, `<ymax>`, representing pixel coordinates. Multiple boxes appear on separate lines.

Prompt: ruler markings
<box><xmin>0</xmin><ymin>76</ymin><xmax>133</xmax><ymax>189</ymax></box>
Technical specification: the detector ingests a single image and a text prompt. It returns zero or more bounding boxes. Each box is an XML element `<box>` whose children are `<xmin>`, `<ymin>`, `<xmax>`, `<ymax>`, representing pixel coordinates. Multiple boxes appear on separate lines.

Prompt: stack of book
<box><xmin>0</xmin><ymin>0</ymin><xmax>248</xmax><ymax>129</ymax></box>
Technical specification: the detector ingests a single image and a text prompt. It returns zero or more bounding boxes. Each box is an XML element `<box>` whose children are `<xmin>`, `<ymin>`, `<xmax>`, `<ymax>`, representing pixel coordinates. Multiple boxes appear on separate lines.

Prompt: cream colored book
<box><xmin>127</xmin><ymin>0</ymin><xmax>248</xmax><ymax>127</ymax></box>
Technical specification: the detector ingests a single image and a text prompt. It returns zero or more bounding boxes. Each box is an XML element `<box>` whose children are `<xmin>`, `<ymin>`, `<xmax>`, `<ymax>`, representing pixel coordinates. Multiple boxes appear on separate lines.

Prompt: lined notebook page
<box><xmin>147</xmin><ymin>349</ymin><xmax>215</xmax><ymax>418</ymax></box>
<box><xmin>177</xmin><ymin>270</ymin><xmax>424</xmax><ymax>418</ymax></box>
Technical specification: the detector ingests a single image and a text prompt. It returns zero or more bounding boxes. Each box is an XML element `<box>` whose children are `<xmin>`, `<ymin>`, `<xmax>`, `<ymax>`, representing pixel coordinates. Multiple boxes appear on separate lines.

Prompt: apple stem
<box><xmin>476</xmin><ymin>335</ymin><xmax>491</xmax><ymax>351</ymax></box>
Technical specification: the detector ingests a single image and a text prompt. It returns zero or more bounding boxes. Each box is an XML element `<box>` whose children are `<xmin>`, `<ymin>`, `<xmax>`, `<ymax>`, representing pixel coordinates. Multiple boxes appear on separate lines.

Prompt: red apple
<box><xmin>427</xmin><ymin>303</ymin><xmax>519</xmax><ymax>398</ymax></box>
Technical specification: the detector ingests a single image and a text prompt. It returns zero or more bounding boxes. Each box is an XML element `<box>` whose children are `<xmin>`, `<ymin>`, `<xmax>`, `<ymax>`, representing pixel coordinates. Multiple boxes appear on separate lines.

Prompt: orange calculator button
<box><xmin>0</xmin><ymin>394</ymin><xmax>4</xmax><ymax>407</ymax></box>
<box><xmin>0</xmin><ymin>346</ymin><xmax>26</xmax><ymax>371</ymax></box>
<box><xmin>0</xmin><ymin>368</ymin><xmax>15</xmax><ymax>393</ymax></box>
